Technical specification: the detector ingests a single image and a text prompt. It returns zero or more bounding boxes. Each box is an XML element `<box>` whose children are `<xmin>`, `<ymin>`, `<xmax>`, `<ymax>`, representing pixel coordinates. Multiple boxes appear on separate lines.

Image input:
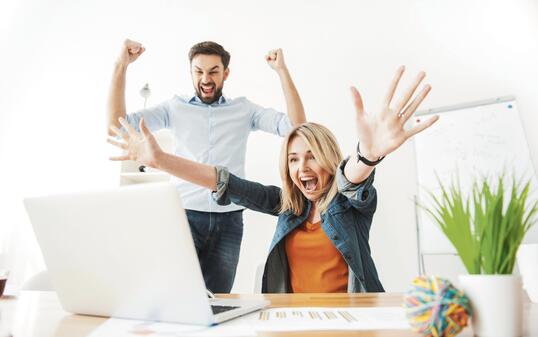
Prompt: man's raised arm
<box><xmin>107</xmin><ymin>39</ymin><xmax>145</xmax><ymax>136</ymax></box>
<box><xmin>266</xmin><ymin>48</ymin><xmax>306</xmax><ymax>126</ymax></box>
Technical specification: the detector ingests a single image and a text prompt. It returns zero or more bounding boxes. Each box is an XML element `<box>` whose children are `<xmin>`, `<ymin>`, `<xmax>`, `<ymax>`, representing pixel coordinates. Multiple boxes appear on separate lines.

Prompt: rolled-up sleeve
<box><xmin>212</xmin><ymin>166</ymin><xmax>232</xmax><ymax>205</ymax></box>
<box><xmin>336</xmin><ymin>157</ymin><xmax>377</xmax><ymax>213</ymax></box>
<box><xmin>212</xmin><ymin>166</ymin><xmax>282</xmax><ymax>216</ymax></box>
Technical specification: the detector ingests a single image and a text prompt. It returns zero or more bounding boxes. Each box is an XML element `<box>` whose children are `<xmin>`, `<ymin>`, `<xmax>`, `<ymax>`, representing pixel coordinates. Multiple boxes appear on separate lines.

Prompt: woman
<box><xmin>108</xmin><ymin>66</ymin><xmax>439</xmax><ymax>293</ymax></box>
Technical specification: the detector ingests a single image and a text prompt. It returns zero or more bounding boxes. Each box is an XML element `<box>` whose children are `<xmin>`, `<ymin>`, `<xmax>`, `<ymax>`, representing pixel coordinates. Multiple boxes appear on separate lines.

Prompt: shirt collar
<box><xmin>188</xmin><ymin>93</ymin><xmax>228</xmax><ymax>105</ymax></box>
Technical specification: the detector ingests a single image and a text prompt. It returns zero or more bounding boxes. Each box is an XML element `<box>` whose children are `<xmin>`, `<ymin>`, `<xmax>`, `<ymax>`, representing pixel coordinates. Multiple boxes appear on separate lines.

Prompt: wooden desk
<box><xmin>1</xmin><ymin>291</ymin><xmax>537</xmax><ymax>336</ymax></box>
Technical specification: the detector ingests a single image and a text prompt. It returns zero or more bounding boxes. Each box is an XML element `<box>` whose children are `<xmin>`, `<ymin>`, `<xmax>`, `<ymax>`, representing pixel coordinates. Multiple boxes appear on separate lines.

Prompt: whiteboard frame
<box><xmin>416</xmin><ymin>95</ymin><xmax>515</xmax><ymax>116</ymax></box>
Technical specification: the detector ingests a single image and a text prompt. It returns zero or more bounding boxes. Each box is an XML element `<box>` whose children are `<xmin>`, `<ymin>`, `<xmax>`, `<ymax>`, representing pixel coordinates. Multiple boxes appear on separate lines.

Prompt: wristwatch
<box><xmin>356</xmin><ymin>142</ymin><xmax>384</xmax><ymax>166</ymax></box>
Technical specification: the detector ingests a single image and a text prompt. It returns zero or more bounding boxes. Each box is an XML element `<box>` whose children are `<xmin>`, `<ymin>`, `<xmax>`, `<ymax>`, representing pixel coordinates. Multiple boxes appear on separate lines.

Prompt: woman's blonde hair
<box><xmin>279</xmin><ymin>123</ymin><xmax>343</xmax><ymax>216</ymax></box>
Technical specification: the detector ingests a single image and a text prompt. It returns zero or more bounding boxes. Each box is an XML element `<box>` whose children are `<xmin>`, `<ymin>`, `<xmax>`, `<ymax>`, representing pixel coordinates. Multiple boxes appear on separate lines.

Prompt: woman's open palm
<box><xmin>352</xmin><ymin>66</ymin><xmax>439</xmax><ymax>159</ymax></box>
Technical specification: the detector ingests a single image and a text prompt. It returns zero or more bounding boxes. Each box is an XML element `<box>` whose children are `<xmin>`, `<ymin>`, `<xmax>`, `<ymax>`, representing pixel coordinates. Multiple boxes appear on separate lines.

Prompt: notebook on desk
<box><xmin>23</xmin><ymin>182</ymin><xmax>269</xmax><ymax>326</ymax></box>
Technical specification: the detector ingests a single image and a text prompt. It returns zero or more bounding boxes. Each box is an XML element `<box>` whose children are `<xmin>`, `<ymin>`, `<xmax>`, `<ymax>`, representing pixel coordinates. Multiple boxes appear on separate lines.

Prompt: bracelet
<box><xmin>356</xmin><ymin>142</ymin><xmax>384</xmax><ymax>166</ymax></box>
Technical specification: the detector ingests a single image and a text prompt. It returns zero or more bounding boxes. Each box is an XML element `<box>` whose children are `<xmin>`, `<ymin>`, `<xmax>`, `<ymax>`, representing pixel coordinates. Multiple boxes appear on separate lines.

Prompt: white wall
<box><xmin>1</xmin><ymin>0</ymin><xmax>537</xmax><ymax>292</ymax></box>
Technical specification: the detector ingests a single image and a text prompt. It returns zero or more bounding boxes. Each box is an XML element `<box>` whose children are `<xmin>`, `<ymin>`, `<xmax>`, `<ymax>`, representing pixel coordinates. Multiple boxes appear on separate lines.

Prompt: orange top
<box><xmin>285</xmin><ymin>220</ymin><xmax>348</xmax><ymax>293</ymax></box>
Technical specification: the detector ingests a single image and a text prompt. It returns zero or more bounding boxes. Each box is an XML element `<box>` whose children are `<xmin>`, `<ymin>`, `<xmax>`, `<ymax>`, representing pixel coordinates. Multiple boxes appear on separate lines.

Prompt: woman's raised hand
<box><xmin>351</xmin><ymin>66</ymin><xmax>439</xmax><ymax>160</ymax></box>
<box><xmin>107</xmin><ymin>117</ymin><xmax>162</xmax><ymax>168</ymax></box>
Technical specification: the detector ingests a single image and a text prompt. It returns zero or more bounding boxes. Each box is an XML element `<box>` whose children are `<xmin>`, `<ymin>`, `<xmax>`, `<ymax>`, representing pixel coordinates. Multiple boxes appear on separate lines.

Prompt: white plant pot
<box><xmin>517</xmin><ymin>243</ymin><xmax>538</xmax><ymax>303</ymax></box>
<box><xmin>458</xmin><ymin>275</ymin><xmax>522</xmax><ymax>337</ymax></box>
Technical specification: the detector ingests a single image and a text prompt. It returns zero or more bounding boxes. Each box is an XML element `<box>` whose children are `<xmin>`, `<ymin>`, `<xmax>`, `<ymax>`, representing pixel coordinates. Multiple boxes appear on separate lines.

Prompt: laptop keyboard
<box><xmin>211</xmin><ymin>305</ymin><xmax>239</xmax><ymax>315</ymax></box>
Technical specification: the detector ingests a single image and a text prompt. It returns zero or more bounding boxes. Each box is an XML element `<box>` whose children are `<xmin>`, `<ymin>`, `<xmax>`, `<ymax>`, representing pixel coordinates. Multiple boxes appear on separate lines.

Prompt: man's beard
<box><xmin>196</xmin><ymin>83</ymin><xmax>223</xmax><ymax>104</ymax></box>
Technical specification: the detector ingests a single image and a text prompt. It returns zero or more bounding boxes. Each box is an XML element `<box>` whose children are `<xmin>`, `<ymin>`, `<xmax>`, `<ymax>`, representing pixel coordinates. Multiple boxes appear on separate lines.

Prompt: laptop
<box><xmin>23</xmin><ymin>182</ymin><xmax>269</xmax><ymax>325</ymax></box>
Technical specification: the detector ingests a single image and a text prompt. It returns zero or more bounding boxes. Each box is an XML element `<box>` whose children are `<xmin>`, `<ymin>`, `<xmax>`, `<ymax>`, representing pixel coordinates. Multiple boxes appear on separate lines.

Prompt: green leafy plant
<box><xmin>424</xmin><ymin>174</ymin><xmax>538</xmax><ymax>274</ymax></box>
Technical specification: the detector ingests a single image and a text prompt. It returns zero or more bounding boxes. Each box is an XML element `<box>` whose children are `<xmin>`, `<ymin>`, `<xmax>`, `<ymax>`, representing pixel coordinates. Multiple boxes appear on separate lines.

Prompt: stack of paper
<box><xmin>89</xmin><ymin>306</ymin><xmax>410</xmax><ymax>337</ymax></box>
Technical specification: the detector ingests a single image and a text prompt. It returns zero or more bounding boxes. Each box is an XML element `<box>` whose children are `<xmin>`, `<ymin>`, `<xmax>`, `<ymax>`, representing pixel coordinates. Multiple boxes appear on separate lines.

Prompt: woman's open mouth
<box><xmin>300</xmin><ymin>176</ymin><xmax>318</xmax><ymax>192</ymax></box>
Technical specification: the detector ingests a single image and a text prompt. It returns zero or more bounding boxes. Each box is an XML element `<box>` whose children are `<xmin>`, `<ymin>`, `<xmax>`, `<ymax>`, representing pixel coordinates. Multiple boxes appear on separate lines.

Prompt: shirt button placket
<box><xmin>208</xmin><ymin>104</ymin><xmax>213</xmax><ymax>154</ymax></box>
<box><xmin>207</xmin><ymin>105</ymin><xmax>213</xmax><ymax>207</ymax></box>
<box><xmin>207</xmin><ymin>105</ymin><xmax>213</xmax><ymax>148</ymax></box>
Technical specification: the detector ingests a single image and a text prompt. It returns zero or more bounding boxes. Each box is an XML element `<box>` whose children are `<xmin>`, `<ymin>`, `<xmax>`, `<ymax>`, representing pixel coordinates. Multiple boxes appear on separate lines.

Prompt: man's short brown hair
<box><xmin>188</xmin><ymin>41</ymin><xmax>231</xmax><ymax>69</ymax></box>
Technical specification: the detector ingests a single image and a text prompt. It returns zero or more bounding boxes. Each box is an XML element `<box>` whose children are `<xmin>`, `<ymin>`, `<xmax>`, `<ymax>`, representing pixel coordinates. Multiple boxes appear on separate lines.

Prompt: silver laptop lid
<box><xmin>24</xmin><ymin>182</ymin><xmax>215</xmax><ymax>325</ymax></box>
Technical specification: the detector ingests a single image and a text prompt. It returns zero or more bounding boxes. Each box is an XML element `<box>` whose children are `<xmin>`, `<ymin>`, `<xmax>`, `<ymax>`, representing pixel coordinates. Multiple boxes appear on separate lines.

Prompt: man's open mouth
<box><xmin>200</xmin><ymin>83</ymin><xmax>215</xmax><ymax>96</ymax></box>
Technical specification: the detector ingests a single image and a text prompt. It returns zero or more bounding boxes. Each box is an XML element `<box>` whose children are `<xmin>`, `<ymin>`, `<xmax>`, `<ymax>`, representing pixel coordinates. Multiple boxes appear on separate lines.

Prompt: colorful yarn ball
<box><xmin>403</xmin><ymin>276</ymin><xmax>472</xmax><ymax>337</ymax></box>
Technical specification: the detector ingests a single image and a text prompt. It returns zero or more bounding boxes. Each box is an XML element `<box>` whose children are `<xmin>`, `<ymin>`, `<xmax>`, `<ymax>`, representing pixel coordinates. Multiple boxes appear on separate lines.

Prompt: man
<box><xmin>107</xmin><ymin>39</ymin><xmax>305</xmax><ymax>293</ymax></box>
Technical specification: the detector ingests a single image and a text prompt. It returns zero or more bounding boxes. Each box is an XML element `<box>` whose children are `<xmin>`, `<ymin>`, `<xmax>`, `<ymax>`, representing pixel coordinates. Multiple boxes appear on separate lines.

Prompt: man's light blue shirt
<box><xmin>126</xmin><ymin>93</ymin><xmax>293</xmax><ymax>212</ymax></box>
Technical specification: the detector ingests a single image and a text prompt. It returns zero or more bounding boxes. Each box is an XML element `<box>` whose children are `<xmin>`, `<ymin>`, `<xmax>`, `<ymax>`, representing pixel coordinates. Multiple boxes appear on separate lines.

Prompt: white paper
<box><xmin>235</xmin><ymin>306</ymin><xmax>411</xmax><ymax>331</ymax></box>
<box><xmin>89</xmin><ymin>318</ymin><xmax>256</xmax><ymax>337</ymax></box>
<box><xmin>89</xmin><ymin>306</ymin><xmax>410</xmax><ymax>336</ymax></box>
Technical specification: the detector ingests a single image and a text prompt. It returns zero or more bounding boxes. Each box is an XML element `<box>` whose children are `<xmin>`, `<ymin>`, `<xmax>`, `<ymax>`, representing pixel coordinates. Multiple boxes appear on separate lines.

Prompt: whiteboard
<box><xmin>414</xmin><ymin>97</ymin><xmax>538</xmax><ymax>254</ymax></box>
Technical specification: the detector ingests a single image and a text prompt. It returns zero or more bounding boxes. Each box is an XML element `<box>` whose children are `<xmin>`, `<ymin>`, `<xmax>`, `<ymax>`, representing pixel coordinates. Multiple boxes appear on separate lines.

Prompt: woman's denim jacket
<box><xmin>212</xmin><ymin>157</ymin><xmax>384</xmax><ymax>293</ymax></box>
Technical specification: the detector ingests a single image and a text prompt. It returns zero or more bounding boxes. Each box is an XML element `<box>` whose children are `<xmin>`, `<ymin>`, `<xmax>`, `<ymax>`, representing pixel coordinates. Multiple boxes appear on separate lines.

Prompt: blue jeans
<box><xmin>185</xmin><ymin>209</ymin><xmax>244</xmax><ymax>293</ymax></box>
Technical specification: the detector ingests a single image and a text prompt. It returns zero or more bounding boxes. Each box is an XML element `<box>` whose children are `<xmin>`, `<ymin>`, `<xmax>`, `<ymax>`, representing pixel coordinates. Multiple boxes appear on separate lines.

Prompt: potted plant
<box><xmin>424</xmin><ymin>174</ymin><xmax>538</xmax><ymax>337</ymax></box>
